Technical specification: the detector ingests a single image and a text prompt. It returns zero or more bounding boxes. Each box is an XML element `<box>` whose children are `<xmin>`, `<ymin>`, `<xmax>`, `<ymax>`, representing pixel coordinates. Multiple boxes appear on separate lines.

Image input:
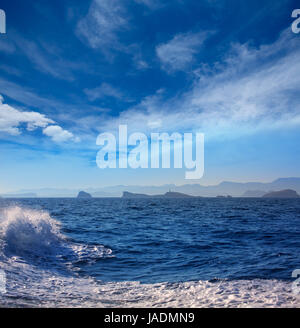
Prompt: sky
<box><xmin>0</xmin><ymin>0</ymin><xmax>300</xmax><ymax>192</ymax></box>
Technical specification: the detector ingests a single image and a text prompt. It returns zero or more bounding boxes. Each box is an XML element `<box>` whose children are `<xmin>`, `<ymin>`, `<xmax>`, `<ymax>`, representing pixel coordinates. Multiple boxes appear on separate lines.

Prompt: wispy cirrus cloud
<box><xmin>0</xmin><ymin>32</ymin><xmax>88</xmax><ymax>80</ymax></box>
<box><xmin>76</xmin><ymin>0</ymin><xmax>128</xmax><ymax>51</ymax></box>
<box><xmin>0</xmin><ymin>38</ymin><xmax>16</xmax><ymax>54</ymax></box>
<box><xmin>134</xmin><ymin>0</ymin><xmax>165</xmax><ymax>10</ymax></box>
<box><xmin>0</xmin><ymin>77</ymin><xmax>109</xmax><ymax>121</ymax></box>
<box><xmin>0</xmin><ymin>64</ymin><xmax>22</xmax><ymax>77</ymax></box>
<box><xmin>13</xmin><ymin>36</ymin><xmax>86</xmax><ymax>81</ymax></box>
<box><xmin>156</xmin><ymin>31</ymin><xmax>211</xmax><ymax>72</ymax></box>
<box><xmin>99</xmin><ymin>29</ymin><xmax>300</xmax><ymax>139</ymax></box>
<box><xmin>84</xmin><ymin>82</ymin><xmax>125</xmax><ymax>101</ymax></box>
<box><xmin>75</xmin><ymin>0</ymin><xmax>151</xmax><ymax>67</ymax></box>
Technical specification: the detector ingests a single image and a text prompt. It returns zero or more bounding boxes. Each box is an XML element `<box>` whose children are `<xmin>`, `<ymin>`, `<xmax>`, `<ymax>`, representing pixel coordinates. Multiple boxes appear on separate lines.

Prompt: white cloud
<box><xmin>186</xmin><ymin>30</ymin><xmax>300</xmax><ymax>130</ymax></box>
<box><xmin>0</xmin><ymin>95</ymin><xmax>79</xmax><ymax>143</ymax></box>
<box><xmin>84</xmin><ymin>83</ymin><xmax>124</xmax><ymax>101</ymax></box>
<box><xmin>75</xmin><ymin>0</ymin><xmax>150</xmax><ymax>65</ymax></box>
<box><xmin>43</xmin><ymin>125</ymin><xmax>80</xmax><ymax>143</ymax></box>
<box><xmin>98</xmin><ymin>29</ymin><xmax>300</xmax><ymax>140</ymax></box>
<box><xmin>0</xmin><ymin>95</ymin><xmax>53</xmax><ymax>135</ymax></box>
<box><xmin>156</xmin><ymin>32</ymin><xmax>210</xmax><ymax>72</ymax></box>
<box><xmin>76</xmin><ymin>0</ymin><xmax>128</xmax><ymax>51</ymax></box>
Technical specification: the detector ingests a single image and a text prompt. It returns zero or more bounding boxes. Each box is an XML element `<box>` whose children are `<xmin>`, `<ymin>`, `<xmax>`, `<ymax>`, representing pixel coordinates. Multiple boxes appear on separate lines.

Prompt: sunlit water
<box><xmin>0</xmin><ymin>198</ymin><xmax>300</xmax><ymax>307</ymax></box>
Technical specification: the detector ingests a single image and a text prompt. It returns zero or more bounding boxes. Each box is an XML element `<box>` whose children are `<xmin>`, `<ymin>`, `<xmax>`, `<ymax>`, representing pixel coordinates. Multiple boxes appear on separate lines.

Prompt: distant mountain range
<box><xmin>1</xmin><ymin>177</ymin><xmax>300</xmax><ymax>198</ymax></box>
<box><xmin>241</xmin><ymin>190</ymin><xmax>266</xmax><ymax>197</ymax></box>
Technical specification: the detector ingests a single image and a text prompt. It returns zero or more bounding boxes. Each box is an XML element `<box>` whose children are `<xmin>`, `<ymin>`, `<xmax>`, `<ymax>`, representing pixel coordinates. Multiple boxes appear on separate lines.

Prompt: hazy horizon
<box><xmin>2</xmin><ymin>176</ymin><xmax>300</xmax><ymax>198</ymax></box>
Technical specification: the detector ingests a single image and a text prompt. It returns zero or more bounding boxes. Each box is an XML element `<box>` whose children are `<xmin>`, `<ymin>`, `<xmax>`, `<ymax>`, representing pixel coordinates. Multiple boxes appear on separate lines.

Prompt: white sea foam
<box><xmin>0</xmin><ymin>206</ymin><xmax>63</xmax><ymax>257</ymax></box>
<box><xmin>0</xmin><ymin>206</ymin><xmax>112</xmax><ymax>308</ymax></box>
<box><xmin>0</xmin><ymin>206</ymin><xmax>299</xmax><ymax>308</ymax></box>
<box><xmin>0</xmin><ymin>206</ymin><xmax>112</xmax><ymax>263</ymax></box>
<box><xmin>1</xmin><ymin>273</ymin><xmax>300</xmax><ymax>308</ymax></box>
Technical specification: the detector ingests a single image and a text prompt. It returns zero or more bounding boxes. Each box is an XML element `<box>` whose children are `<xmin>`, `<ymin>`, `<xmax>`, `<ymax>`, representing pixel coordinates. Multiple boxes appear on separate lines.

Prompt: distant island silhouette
<box><xmin>122</xmin><ymin>191</ymin><xmax>198</xmax><ymax>199</ymax></box>
<box><xmin>122</xmin><ymin>189</ymin><xmax>300</xmax><ymax>199</ymax></box>
<box><xmin>262</xmin><ymin>189</ymin><xmax>300</xmax><ymax>198</ymax></box>
<box><xmin>2</xmin><ymin>177</ymin><xmax>300</xmax><ymax>198</ymax></box>
<box><xmin>77</xmin><ymin>191</ymin><xmax>92</xmax><ymax>199</ymax></box>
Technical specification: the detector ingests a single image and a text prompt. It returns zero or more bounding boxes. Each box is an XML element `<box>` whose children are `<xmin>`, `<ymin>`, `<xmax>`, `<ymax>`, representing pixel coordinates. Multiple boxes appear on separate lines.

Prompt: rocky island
<box><xmin>262</xmin><ymin>189</ymin><xmax>300</xmax><ymax>198</ymax></box>
<box><xmin>122</xmin><ymin>191</ymin><xmax>197</xmax><ymax>199</ymax></box>
<box><xmin>77</xmin><ymin>191</ymin><xmax>92</xmax><ymax>199</ymax></box>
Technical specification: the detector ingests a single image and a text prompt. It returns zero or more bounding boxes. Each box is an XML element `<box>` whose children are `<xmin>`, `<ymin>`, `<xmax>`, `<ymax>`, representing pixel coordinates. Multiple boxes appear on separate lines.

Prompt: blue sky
<box><xmin>0</xmin><ymin>0</ymin><xmax>300</xmax><ymax>192</ymax></box>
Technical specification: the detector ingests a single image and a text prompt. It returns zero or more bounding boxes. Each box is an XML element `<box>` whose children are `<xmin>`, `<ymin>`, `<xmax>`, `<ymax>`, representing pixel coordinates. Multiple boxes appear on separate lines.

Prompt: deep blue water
<box><xmin>1</xmin><ymin>198</ymin><xmax>300</xmax><ymax>284</ymax></box>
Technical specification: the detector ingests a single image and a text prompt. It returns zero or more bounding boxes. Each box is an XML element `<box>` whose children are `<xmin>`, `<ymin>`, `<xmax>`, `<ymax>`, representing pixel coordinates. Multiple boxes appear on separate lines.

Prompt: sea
<box><xmin>0</xmin><ymin>197</ymin><xmax>300</xmax><ymax>308</ymax></box>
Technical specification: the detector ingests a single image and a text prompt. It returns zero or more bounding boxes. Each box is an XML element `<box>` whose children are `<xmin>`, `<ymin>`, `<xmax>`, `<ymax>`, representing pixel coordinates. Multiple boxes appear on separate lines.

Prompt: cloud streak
<box><xmin>76</xmin><ymin>0</ymin><xmax>128</xmax><ymax>51</ymax></box>
<box><xmin>134</xmin><ymin>0</ymin><xmax>165</xmax><ymax>10</ymax></box>
<box><xmin>84</xmin><ymin>83</ymin><xmax>125</xmax><ymax>101</ymax></box>
<box><xmin>99</xmin><ymin>29</ymin><xmax>300</xmax><ymax>139</ymax></box>
<box><xmin>156</xmin><ymin>32</ymin><xmax>210</xmax><ymax>72</ymax></box>
<box><xmin>13</xmin><ymin>36</ymin><xmax>85</xmax><ymax>81</ymax></box>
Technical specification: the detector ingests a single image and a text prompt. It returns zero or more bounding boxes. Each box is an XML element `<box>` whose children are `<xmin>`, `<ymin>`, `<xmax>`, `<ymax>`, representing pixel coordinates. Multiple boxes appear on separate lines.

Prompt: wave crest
<box><xmin>0</xmin><ymin>206</ymin><xmax>112</xmax><ymax>265</ymax></box>
<box><xmin>0</xmin><ymin>207</ymin><xmax>63</xmax><ymax>257</ymax></box>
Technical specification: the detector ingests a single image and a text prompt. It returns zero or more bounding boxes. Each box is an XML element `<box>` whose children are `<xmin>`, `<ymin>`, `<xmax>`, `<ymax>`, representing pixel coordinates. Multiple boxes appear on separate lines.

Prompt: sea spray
<box><xmin>0</xmin><ymin>206</ymin><xmax>112</xmax><ymax>265</ymax></box>
<box><xmin>0</xmin><ymin>199</ymin><xmax>300</xmax><ymax>308</ymax></box>
<box><xmin>0</xmin><ymin>206</ymin><xmax>63</xmax><ymax>257</ymax></box>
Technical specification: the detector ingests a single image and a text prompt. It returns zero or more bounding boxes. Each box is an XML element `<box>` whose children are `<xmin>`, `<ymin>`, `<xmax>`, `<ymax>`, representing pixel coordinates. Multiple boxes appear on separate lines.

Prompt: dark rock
<box><xmin>262</xmin><ymin>189</ymin><xmax>300</xmax><ymax>198</ymax></box>
<box><xmin>77</xmin><ymin>191</ymin><xmax>92</xmax><ymax>199</ymax></box>
<box><xmin>122</xmin><ymin>191</ymin><xmax>197</xmax><ymax>198</ymax></box>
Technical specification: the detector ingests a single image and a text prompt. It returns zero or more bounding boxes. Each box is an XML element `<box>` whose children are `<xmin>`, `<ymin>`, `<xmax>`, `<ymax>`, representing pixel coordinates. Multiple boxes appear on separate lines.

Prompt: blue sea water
<box><xmin>0</xmin><ymin>198</ymin><xmax>300</xmax><ymax>307</ymax></box>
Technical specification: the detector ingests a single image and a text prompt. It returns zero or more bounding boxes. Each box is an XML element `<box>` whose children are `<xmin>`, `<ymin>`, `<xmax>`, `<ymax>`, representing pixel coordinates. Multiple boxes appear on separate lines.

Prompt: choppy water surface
<box><xmin>0</xmin><ymin>198</ymin><xmax>300</xmax><ymax>307</ymax></box>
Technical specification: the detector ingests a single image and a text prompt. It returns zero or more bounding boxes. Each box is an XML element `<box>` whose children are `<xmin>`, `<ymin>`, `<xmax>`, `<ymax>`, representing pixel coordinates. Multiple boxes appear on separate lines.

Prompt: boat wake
<box><xmin>0</xmin><ymin>206</ymin><xmax>299</xmax><ymax>308</ymax></box>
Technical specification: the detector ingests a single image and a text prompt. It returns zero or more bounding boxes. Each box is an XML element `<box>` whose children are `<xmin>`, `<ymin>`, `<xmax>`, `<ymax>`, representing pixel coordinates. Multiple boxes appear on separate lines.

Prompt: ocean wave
<box><xmin>0</xmin><ymin>206</ymin><xmax>300</xmax><ymax>308</ymax></box>
<box><xmin>0</xmin><ymin>207</ymin><xmax>64</xmax><ymax>258</ymax></box>
<box><xmin>0</xmin><ymin>206</ymin><xmax>112</xmax><ymax>267</ymax></box>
